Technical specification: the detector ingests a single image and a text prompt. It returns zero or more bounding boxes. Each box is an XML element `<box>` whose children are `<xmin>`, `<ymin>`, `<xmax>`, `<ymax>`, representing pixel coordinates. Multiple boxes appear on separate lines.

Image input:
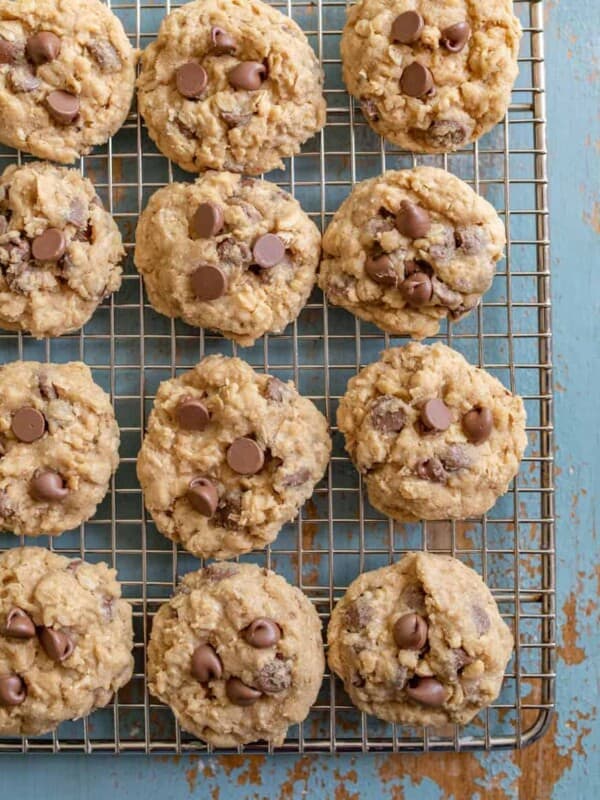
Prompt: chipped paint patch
<box><xmin>558</xmin><ymin>592</ymin><xmax>586</xmax><ymax>665</ymax></box>
<box><xmin>215</xmin><ymin>755</ymin><xmax>266</xmax><ymax>786</ymax></box>
<box><xmin>583</xmin><ymin>201</ymin><xmax>600</xmax><ymax>234</ymax></box>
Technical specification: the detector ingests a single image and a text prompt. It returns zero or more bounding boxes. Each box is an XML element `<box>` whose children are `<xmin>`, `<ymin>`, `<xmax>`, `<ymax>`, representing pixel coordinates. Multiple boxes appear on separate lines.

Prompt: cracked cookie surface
<box><xmin>318</xmin><ymin>167</ymin><xmax>505</xmax><ymax>339</ymax></box>
<box><xmin>327</xmin><ymin>551</ymin><xmax>513</xmax><ymax>726</ymax></box>
<box><xmin>137</xmin><ymin>0</ymin><xmax>325</xmax><ymax>175</ymax></box>
<box><xmin>0</xmin><ymin>161</ymin><xmax>123</xmax><ymax>338</ymax></box>
<box><xmin>0</xmin><ymin>547</ymin><xmax>133</xmax><ymax>736</ymax></box>
<box><xmin>136</xmin><ymin>355</ymin><xmax>331</xmax><ymax>560</ymax></box>
<box><xmin>337</xmin><ymin>343</ymin><xmax>526</xmax><ymax>521</ymax></box>
<box><xmin>135</xmin><ymin>171</ymin><xmax>321</xmax><ymax>346</ymax></box>
<box><xmin>341</xmin><ymin>0</ymin><xmax>521</xmax><ymax>152</ymax></box>
<box><xmin>0</xmin><ymin>0</ymin><xmax>136</xmax><ymax>163</ymax></box>
<box><xmin>148</xmin><ymin>562</ymin><xmax>324</xmax><ymax>747</ymax></box>
<box><xmin>0</xmin><ymin>361</ymin><xmax>120</xmax><ymax>538</ymax></box>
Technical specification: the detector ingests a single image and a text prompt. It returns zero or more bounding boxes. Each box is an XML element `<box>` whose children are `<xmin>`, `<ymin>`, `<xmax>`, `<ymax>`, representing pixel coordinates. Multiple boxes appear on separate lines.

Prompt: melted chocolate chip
<box><xmin>396</xmin><ymin>201</ymin><xmax>431</xmax><ymax>238</ymax></box>
<box><xmin>217</xmin><ymin>237</ymin><xmax>252</xmax><ymax>269</ymax></box>
<box><xmin>405</xmin><ymin>676</ymin><xmax>447</xmax><ymax>707</ymax></box>
<box><xmin>0</xmin><ymin>674</ymin><xmax>26</xmax><ymax>706</ymax></box>
<box><xmin>440</xmin><ymin>22</ymin><xmax>471</xmax><ymax>53</ymax></box>
<box><xmin>187</xmin><ymin>477</ymin><xmax>218</xmax><ymax>517</ymax></box>
<box><xmin>191</xmin><ymin>643</ymin><xmax>222</xmax><ymax>682</ymax></box>
<box><xmin>265</xmin><ymin>377</ymin><xmax>287</xmax><ymax>402</ymax></box>
<box><xmin>86</xmin><ymin>39</ymin><xmax>122</xmax><ymax>72</ymax></box>
<box><xmin>229</xmin><ymin>61</ymin><xmax>267</xmax><ymax>91</ymax></box>
<box><xmin>427</xmin><ymin>119</ymin><xmax>468</xmax><ymax>149</ymax></box>
<box><xmin>0</xmin><ymin>37</ymin><xmax>23</xmax><ymax>65</ymax></box>
<box><xmin>30</xmin><ymin>470</ymin><xmax>68</xmax><ymax>502</ymax></box>
<box><xmin>32</xmin><ymin>228</ymin><xmax>66</xmax><ymax>261</ymax></box>
<box><xmin>462</xmin><ymin>407</ymin><xmax>493</xmax><ymax>444</ymax></box>
<box><xmin>40</xmin><ymin>627</ymin><xmax>74</xmax><ymax>662</ymax></box>
<box><xmin>3</xmin><ymin>607</ymin><xmax>35</xmax><ymax>639</ymax></box>
<box><xmin>393</xmin><ymin>613</ymin><xmax>428</xmax><ymax>650</ymax></box>
<box><xmin>472</xmin><ymin>605</ymin><xmax>491</xmax><ymax>635</ymax></box>
<box><xmin>210</xmin><ymin>26</ymin><xmax>237</xmax><ymax>55</ymax></box>
<box><xmin>243</xmin><ymin>618</ymin><xmax>281</xmax><ymax>649</ymax></box>
<box><xmin>345</xmin><ymin>598</ymin><xmax>373</xmax><ymax>631</ymax></box>
<box><xmin>280</xmin><ymin>468</ymin><xmax>310</xmax><ymax>487</ymax></box>
<box><xmin>8</xmin><ymin>68</ymin><xmax>41</xmax><ymax>93</ymax></box>
<box><xmin>400</xmin><ymin>272</ymin><xmax>433</xmax><ymax>306</ymax></box>
<box><xmin>365</xmin><ymin>254</ymin><xmax>397</xmax><ymax>286</ymax></box>
<box><xmin>225</xmin><ymin>677</ymin><xmax>262</xmax><ymax>706</ymax></box>
<box><xmin>416</xmin><ymin>457</ymin><xmax>447</xmax><ymax>482</ymax></box>
<box><xmin>26</xmin><ymin>32</ymin><xmax>61</xmax><ymax>65</ymax></box>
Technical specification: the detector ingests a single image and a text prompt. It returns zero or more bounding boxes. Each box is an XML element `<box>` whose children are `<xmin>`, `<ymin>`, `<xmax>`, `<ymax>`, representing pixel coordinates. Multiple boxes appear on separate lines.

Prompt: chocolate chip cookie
<box><xmin>327</xmin><ymin>551</ymin><xmax>513</xmax><ymax>726</ymax></box>
<box><xmin>0</xmin><ymin>547</ymin><xmax>133</xmax><ymax>736</ymax></box>
<box><xmin>134</xmin><ymin>171</ymin><xmax>321</xmax><ymax>346</ymax></box>
<box><xmin>319</xmin><ymin>167</ymin><xmax>505</xmax><ymax>339</ymax></box>
<box><xmin>0</xmin><ymin>161</ymin><xmax>124</xmax><ymax>338</ymax></box>
<box><xmin>136</xmin><ymin>355</ymin><xmax>331</xmax><ymax>560</ymax></box>
<box><xmin>342</xmin><ymin>0</ymin><xmax>521</xmax><ymax>152</ymax></box>
<box><xmin>148</xmin><ymin>562</ymin><xmax>324</xmax><ymax>747</ymax></box>
<box><xmin>0</xmin><ymin>361</ymin><xmax>120</xmax><ymax>538</ymax></box>
<box><xmin>136</xmin><ymin>0</ymin><xmax>325</xmax><ymax>175</ymax></box>
<box><xmin>337</xmin><ymin>343</ymin><xmax>526</xmax><ymax>521</ymax></box>
<box><xmin>0</xmin><ymin>0</ymin><xmax>136</xmax><ymax>162</ymax></box>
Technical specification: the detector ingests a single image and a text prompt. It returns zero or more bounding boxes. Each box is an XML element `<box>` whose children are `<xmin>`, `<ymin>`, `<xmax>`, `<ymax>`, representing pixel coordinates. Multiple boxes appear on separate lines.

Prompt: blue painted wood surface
<box><xmin>1</xmin><ymin>0</ymin><xmax>598</xmax><ymax>796</ymax></box>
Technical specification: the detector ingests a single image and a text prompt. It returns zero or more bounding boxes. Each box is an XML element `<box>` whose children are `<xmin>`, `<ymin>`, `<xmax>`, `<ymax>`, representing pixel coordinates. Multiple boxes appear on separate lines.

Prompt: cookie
<box><xmin>337</xmin><ymin>343</ymin><xmax>526</xmax><ymax>521</ymax></box>
<box><xmin>134</xmin><ymin>171</ymin><xmax>321</xmax><ymax>346</ymax></box>
<box><xmin>0</xmin><ymin>547</ymin><xmax>133</xmax><ymax>736</ymax></box>
<box><xmin>0</xmin><ymin>161</ymin><xmax>124</xmax><ymax>338</ymax></box>
<box><xmin>148</xmin><ymin>562</ymin><xmax>324</xmax><ymax>747</ymax></box>
<box><xmin>0</xmin><ymin>361</ymin><xmax>120</xmax><ymax>538</ymax></box>
<box><xmin>137</xmin><ymin>355</ymin><xmax>331</xmax><ymax>560</ymax></box>
<box><xmin>327</xmin><ymin>552</ymin><xmax>513</xmax><ymax>726</ymax></box>
<box><xmin>341</xmin><ymin>0</ymin><xmax>521</xmax><ymax>152</ymax></box>
<box><xmin>136</xmin><ymin>0</ymin><xmax>326</xmax><ymax>175</ymax></box>
<box><xmin>0</xmin><ymin>0</ymin><xmax>136</xmax><ymax>163</ymax></box>
<box><xmin>319</xmin><ymin>167</ymin><xmax>505</xmax><ymax>339</ymax></box>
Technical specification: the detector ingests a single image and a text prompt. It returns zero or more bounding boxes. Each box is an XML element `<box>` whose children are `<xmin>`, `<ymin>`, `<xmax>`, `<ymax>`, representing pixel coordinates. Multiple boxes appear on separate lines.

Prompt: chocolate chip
<box><xmin>254</xmin><ymin>660</ymin><xmax>291</xmax><ymax>694</ymax></box>
<box><xmin>40</xmin><ymin>628</ymin><xmax>74</xmax><ymax>662</ymax></box>
<box><xmin>404</xmin><ymin>258</ymin><xmax>430</xmax><ymax>277</ymax></box>
<box><xmin>176</xmin><ymin>398</ymin><xmax>210</xmax><ymax>430</ymax></box>
<box><xmin>213</xmin><ymin>494</ymin><xmax>243</xmax><ymax>530</ymax></box>
<box><xmin>175</xmin><ymin>117</ymin><xmax>196</xmax><ymax>139</ymax></box>
<box><xmin>46</xmin><ymin>90</ymin><xmax>80</xmax><ymax>124</ymax></box>
<box><xmin>472</xmin><ymin>605</ymin><xmax>490</xmax><ymax>635</ymax></box>
<box><xmin>253</xmin><ymin>234</ymin><xmax>285</xmax><ymax>269</ymax></box>
<box><xmin>400</xmin><ymin>62</ymin><xmax>434</xmax><ymax>98</ymax></box>
<box><xmin>393</xmin><ymin>613</ymin><xmax>428</xmax><ymax>650</ymax></box>
<box><xmin>220</xmin><ymin>109</ymin><xmax>252</xmax><ymax>127</ymax></box>
<box><xmin>405</xmin><ymin>676</ymin><xmax>447</xmax><ymax>707</ymax></box>
<box><xmin>453</xmin><ymin>647</ymin><xmax>475</xmax><ymax>670</ymax></box>
<box><xmin>400</xmin><ymin>272</ymin><xmax>432</xmax><ymax>306</ymax></box>
<box><xmin>26</xmin><ymin>32</ymin><xmax>61</xmax><ymax>65</ymax></box>
<box><xmin>210</xmin><ymin>26</ymin><xmax>237</xmax><ymax>54</ymax></box>
<box><xmin>462</xmin><ymin>407</ymin><xmax>493</xmax><ymax>444</ymax></box>
<box><xmin>86</xmin><ymin>39</ymin><xmax>122</xmax><ymax>72</ymax></box>
<box><xmin>420</xmin><ymin>399</ymin><xmax>452</xmax><ymax>432</ymax></box>
<box><xmin>431</xmin><ymin>277</ymin><xmax>462</xmax><ymax>310</ymax></box>
<box><xmin>32</xmin><ymin>228</ymin><xmax>67</xmax><ymax>262</ymax></box>
<box><xmin>227</xmin><ymin>437</ymin><xmax>265</xmax><ymax>475</ymax></box>
<box><xmin>30</xmin><ymin>470</ymin><xmax>68</xmax><ymax>501</ymax></box>
<box><xmin>360</xmin><ymin>98</ymin><xmax>379</xmax><ymax>121</ymax></box>
<box><xmin>428</xmin><ymin>227</ymin><xmax>456</xmax><ymax>264</ymax></box>
<box><xmin>416</xmin><ymin>457</ymin><xmax>447</xmax><ymax>482</ymax></box>
<box><xmin>265</xmin><ymin>377</ymin><xmax>287</xmax><ymax>402</ymax></box>
<box><xmin>345</xmin><ymin>598</ymin><xmax>373</xmax><ymax>631</ymax></box>
<box><xmin>225</xmin><ymin>677</ymin><xmax>262</xmax><ymax>706</ymax></box>
<box><xmin>396</xmin><ymin>200</ymin><xmax>431</xmax><ymax>238</ymax></box>
<box><xmin>3</xmin><ymin>608</ymin><xmax>35</xmax><ymax>639</ymax></box>
<box><xmin>441</xmin><ymin>445</ymin><xmax>471</xmax><ymax>471</ymax></box>
<box><xmin>204</xmin><ymin>563</ymin><xmax>239</xmax><ymax>582</ymax></box>
<box><xmin>8</xmin><ymin>68</ymin><xmax>41</xmax><ymax>93</ymax></box>
<box><xmin>427</xmin><ymin>119</ymin><xmax>467</xmax><ymax>149</ymax></box>
<box><xmin>187</xmin><ymin>477</ymin><xmax>218</xmax><ymax>517</ymax></box>
<box><xmin>365</xmin><ymin>214</ymin><xmax>396</xmax><ymax>240</ymax></box>
<box><xmin>191</xmin><ymin>264</ymin><xmax>227</xmax><ymax>301</ymax></box>
<box><xmin>217</xmin><ymin>236</ymin><xmax>252</xmax><ymax>269</ymax></box>
<box><xmin>67</xmin><ymin>198</ymin><xmax>88</xmax><ymax>229</ymax></box>
<box><xmin>243</xmin><ymin>618</ymin><xmax>281</xmax><ymax>649</ymax></box>
<box><xmin>11</xmin><ymin>407</ymin><xmax>45</xmax><ymax>443</ymax></box>
<box><xmin>370</xmin><ymin>395</ymin><xmax>406</xmax><ymax>433</ymax></box>
<box><xmin>0</xmin><ymin>675</ymin><xmax>26</xmax><ymax>706</ymax></box>
<box><xmin>2</xmin><ymin>236</ymin><xmax>30</xmax><ymax>266</ymax></box>
<box><xmin>365</xmin><ymin>254</ymin><xmax>397</xmax><ymax>286</ymax></box>
<box><xmin>391</xmin><ymin>11</ymin><xmax>424</xmax><ymax>44</ymax></box>
<box><xmin>280</xmin><ymin>468</ymin><xmax>310</xmax><ymax>487</ymax></box>
<box><xmin>229</xmin><ymin>61</ymin><xmax>267</xmax><ymax>90</ymax></box>
<box><xmin>176</xmin><ymin>62</ymin><xmax>208</xmax><ymax>99</ymax></box>
<box><xmin>191</xmin><ymin>643</ymin><xmax>223</xmax><ymax>682</ymax></box>
<box><xmin>190</xmin><ymin>201</ymin><xmax>224</xmax><ymax>239</ymax></box>
<box><xmin>440</xmin><ymin>22</ymin><xmax>471</xmax><ymax>53</ymax></box>
<box><xmin>0</xmin><ymin>37</ymin><xmax>23</xmax><ymax>65</ymax></box>
<box><xmin>455</xmin><ymin>226</ymin><xmax>486</xmax><ymax>254</ymax></box>
<box><xmin>401</xmin><ymin>584</ymin><xmax>427</xmax><ymax>613</ymax></box>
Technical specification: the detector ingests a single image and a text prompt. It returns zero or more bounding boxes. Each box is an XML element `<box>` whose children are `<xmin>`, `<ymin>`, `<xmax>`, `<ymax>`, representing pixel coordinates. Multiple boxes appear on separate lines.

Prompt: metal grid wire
<box><xmin>0</xmin><ymin>0</ymin><xmax>554</xmax><ymax>753</ymax></box>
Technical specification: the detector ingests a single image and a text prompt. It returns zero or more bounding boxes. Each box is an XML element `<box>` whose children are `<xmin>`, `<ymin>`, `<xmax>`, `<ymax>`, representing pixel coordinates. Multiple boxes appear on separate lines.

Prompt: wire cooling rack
<box><xmin>0</xmin><ymin>0</ymin><xmax>554</xmax><ymax>753</ymax></box>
